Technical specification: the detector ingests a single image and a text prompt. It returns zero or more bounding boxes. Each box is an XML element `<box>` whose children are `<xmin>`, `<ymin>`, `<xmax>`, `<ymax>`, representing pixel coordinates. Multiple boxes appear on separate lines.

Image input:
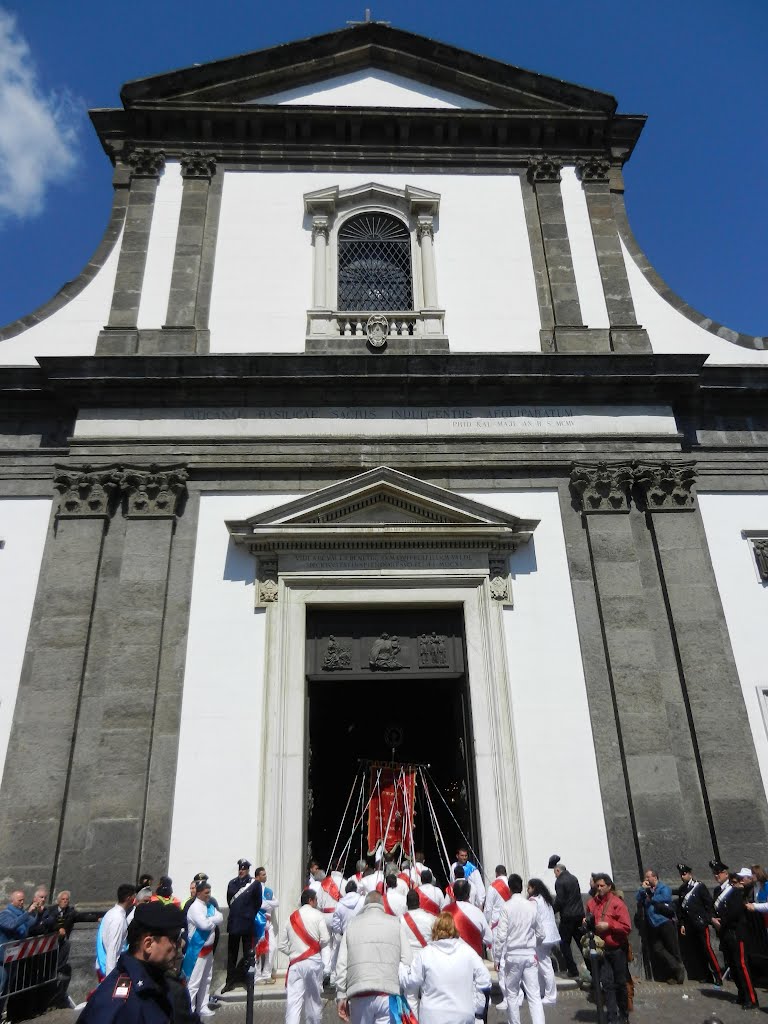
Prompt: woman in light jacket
<box><xmin>527</xmin><ymin>877</ymin><xmax>561</xmax><ymax>1005</ymax></box>
<box><xmin>401</xmin><ymin>911</ymin><xmax>491</xmax><ymax>1024</ymax></box>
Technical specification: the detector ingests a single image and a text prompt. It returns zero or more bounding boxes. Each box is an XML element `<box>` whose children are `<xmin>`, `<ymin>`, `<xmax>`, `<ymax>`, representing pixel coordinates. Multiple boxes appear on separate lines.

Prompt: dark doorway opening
<box><xmin>305</xmin><ymin>608</ymin><xmax>478</xmax><ymax>889</ymax></box>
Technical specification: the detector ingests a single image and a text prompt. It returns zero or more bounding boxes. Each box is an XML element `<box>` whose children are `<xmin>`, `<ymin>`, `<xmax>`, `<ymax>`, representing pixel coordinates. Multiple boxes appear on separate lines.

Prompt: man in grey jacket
<box><xmin>335</xmin><ymin>892</ymin><xmax>412</xmax><ymax>1023</ymax></box>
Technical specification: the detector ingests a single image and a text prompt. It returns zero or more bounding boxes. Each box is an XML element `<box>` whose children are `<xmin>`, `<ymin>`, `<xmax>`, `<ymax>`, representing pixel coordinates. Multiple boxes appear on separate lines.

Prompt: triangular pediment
<box><xmin>119</xmin><ymin>24</ymin><xmax>617</xmax><ymax>114</ymax></box>
<box><xmin>226</xmin><ymin>467</ymin><xmax>538</xmax><ymax>553</ymax></box>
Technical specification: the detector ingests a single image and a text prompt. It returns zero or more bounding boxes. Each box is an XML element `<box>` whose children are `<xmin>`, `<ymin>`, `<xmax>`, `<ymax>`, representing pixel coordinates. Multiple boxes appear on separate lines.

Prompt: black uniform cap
<box><xmin>677</xmin><ymin>863</ymin><xmax>692</xmax><ymax>874</ymax></box>
<box><xmin>237</xmin><ymin>859</ymin><xmax>251</xmax><ymax>869</ymax></box>
<box><xmin>133</xmin><ymin>901</ymin><xmax>186</xmax><ymax>935</ymax></box>
<box><xmin>547</xmin><ymin>854</ymin><xmax>561</xmax><ymax>870</ymax></box>
<box><xmin>709</xmin><ymin>859</ymin><xmax>728</xmax><ymax>874</ymax></box>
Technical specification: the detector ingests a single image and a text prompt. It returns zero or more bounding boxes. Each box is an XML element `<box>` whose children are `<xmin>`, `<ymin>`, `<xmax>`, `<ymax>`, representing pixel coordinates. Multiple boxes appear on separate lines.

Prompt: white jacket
<box><xmin>400</xmin><ymin>909</ymin><xmax>434</xmax><ymax>951</ymax></box>
<box><xmin>278</xmin><ymin>905</ymin><xmax>331</xmax><ymax>971</ymax></box>
<box><xmin>494</xmin><ymin>894</ymin><xmax>544</xmax><ymax>962</ymax></box>
<box><xmin>417</xmin><ymin>883</ymin><xmax>446</xmax><ymax>912</ymax></box>
<box><xmin>451</xmin><ymin>863</ymin><xmax>486</xmax><ymax>909</ymax></box>
<box><xmin>384</xmin><ymin>889</ymin><xmax>407</xmax><ymax>918</ymax></box>
<box><xmin>532</xmin><ymin>894</ymin><xmax>560</xmax><ymax>948</ymax></box>
<box><xmin>97</xmin><ymin>905</ymin><xmax>128</xmax><ymax>975</ymax></box>
<box><xmin>484</xmin><ymin>879</ymin><xmax>508</xmax><ymax>928</ymax></box>
<box><xmin>453</xmin><ymin>900</ymin><xmax>492</xmax><ymax>950</ymax></box>
<box><xmin>186</xmin><ymin>898</ymin><xmax>224</xmax><ymax>950</ymax></box>
<box><xmin>402</xmin><ymin>937</ymin><xmax>491</xmax><ymax>1024</ymax></box>
<box><xmin>330</xmin><ymin>892</ymin><xmax>364</xmax><ymax>936</ymax></box>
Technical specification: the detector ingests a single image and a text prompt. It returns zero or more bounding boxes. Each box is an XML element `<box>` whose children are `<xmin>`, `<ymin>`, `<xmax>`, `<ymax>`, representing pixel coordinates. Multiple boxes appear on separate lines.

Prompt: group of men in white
<box><xmin>278</xmin><ymin>847</ymin><xmax>562</xmax><ymax>1024</ymax></box>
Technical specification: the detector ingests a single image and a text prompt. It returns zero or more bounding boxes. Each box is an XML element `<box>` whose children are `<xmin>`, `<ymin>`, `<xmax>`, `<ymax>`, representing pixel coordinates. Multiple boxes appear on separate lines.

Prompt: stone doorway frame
<box><xmin>259</xmin><ymin>571</ymin><xmax>527</xmax><ymax>911</ymax></box>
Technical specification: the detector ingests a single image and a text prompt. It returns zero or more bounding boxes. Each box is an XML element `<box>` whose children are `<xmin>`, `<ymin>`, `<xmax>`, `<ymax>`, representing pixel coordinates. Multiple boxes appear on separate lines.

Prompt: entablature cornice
<box><xmin>90</xmin><ymin>103</ymin><xmax>646</xmax><ymax>167</ymax></box>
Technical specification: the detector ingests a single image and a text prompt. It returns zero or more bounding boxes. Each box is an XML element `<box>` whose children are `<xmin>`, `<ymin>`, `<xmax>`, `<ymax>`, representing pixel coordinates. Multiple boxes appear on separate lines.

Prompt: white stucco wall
<box><xmin>461</xmin><ymin>489</ymin><xmax>612</xmax><ymax>886</ymax></box>
<box><xmin>699</xmin><ymin>492</ymin><xmax>768</xmax><ymax>798</ymax></box>
<box><xmin>167</xmin><ymin>492</ymin><xmax>297</xmax><ymax>893</ymax></box>
<box><xmin>560</xmin><ymin>166</ymin><xmax>610</xmax><ymax>329</ymax></box>
<box><xmin>0</xmin><ymin>499</ymin><xmax>51</xmax><ymax>784</ymax></box>
<box><xmin>256</xmin><ymin>70</ymin><xmax>493</xmax><ymax>109</ymax></box>
<box><xmin>0</xmin><ymin>232</ymin><xmax>121</xmax><ymax>366</ymax></box>
<box><xmin>171</xmin><ymin>485</ymin><xmax>610</xmax><ymax>894</ymax></box>
<box><xmin>623</xmin><ymin>239</ymin><xmax>768</xmax><ymax>365</ymax></box>
<box><xmin>137</xmin><ymin>162</ymin><xmax>183</xmax><ymax>329</ymax></box>
<box><xmin>209</xmin><ymin>171</ymin><xmax>541</xmax><ymax>353</ymax></box>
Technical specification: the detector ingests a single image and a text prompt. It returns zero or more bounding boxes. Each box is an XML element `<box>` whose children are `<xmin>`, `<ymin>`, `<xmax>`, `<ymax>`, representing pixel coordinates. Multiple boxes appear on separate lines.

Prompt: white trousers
<box><xmin>349</xmin><ymin>994</ymin><xmax>390</xmax><ymax>1024</ymax></box>
<box><xmin>285</xmin><ymin>956</ymin><xmax>324</xmax><ymax>1024</ymax></box>
<box><xmin>504</xmin><ymin>954</ymin><xmax>545</xmax><ymax>1024</ymax></box>
<box><xmin>536</xmin><ymin>944</ymin><xmax>557</xmax><ymax>1005</ymax></box>
<box><xmin>187</xmin><ymin>952</ymin><xmax>214</xmax><ymax>1013</ymax></box>
<box><xmin>258</xmin><ymin>923</ymin><xmax>276</xmax><ymax>980</ymax></box>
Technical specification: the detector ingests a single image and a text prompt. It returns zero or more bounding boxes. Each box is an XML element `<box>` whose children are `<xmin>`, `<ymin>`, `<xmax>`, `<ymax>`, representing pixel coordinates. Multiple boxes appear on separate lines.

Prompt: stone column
<box><xmin>575</xmin><ymin>157</ymin><xmax>650</xmax><ymax>353</ymax></box>
<box><xmin>417</xmin><ymin>214</ymin><xmax>439</xmax><ymax>308</ymax></box>
<box><xmin>99</xmin><ymin>150</ymin><xmax>165</xmax><ymax>354</ymax></box>
<box><xmin>311</xmin><ymin>215</ymin><xmax>330</xmax><ymax>308</ymax></box>
<box><xmin>635</xmin><ymin>463</ymin><xmax>768</xmax><ymax>862</ymax></box>
<box><xmin>53</xmin><ymin>467</ymin><xmax>188</xmax><ymax>901</ymax></box>
<box><xmin>569</xmin><ymin>463</ymin><xmax>698</xmax><ymax>884</ymax></box>
<box><xmin>0</xmin><ymin>468</ymin><xmax>121</xmax><ymax>893</ymax></box>
<box><xmin>527</xmin><ymin>157</ymin><xmax>583</xmax><ymax>334</ymax></box>
<box><xmin>162</xmin><ymin>153</ymin><xmax>217</xmax><ymax>334</ymax></box>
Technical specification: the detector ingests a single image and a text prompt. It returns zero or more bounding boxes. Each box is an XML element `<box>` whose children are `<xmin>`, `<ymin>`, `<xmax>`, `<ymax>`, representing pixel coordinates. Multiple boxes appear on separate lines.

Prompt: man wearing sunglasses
<box><xmin>79</xmin><ymin>902</ymin><xmax>189</xmax><ymax>1024</ymax></box>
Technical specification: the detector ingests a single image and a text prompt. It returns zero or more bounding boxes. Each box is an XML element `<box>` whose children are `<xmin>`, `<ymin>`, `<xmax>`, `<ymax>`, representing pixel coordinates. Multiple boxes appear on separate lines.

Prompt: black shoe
<box><xmin>220</xmin><ymin>984</ymin><xmax>235</xmax><ymax>995</ymax></box>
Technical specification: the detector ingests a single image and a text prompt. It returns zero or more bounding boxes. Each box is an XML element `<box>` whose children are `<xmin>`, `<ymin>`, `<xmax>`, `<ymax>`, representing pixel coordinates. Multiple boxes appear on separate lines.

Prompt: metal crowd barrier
<box><xmin>2</xmin><ymin>933</ymin><xmax>59</xmax><ymax>1019</ymax></box>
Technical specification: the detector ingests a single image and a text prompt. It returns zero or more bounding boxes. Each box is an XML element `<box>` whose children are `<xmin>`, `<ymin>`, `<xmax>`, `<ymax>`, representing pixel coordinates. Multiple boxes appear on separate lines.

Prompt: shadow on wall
<box><xmin>511</xmin><ymin>535</ymin><xmax>538</xmax><ymax>577</ymax></box>
<box><xmin>223</xmin><ymin>535</ymin><xmax>254</xmax><ymax>584</ymax></box>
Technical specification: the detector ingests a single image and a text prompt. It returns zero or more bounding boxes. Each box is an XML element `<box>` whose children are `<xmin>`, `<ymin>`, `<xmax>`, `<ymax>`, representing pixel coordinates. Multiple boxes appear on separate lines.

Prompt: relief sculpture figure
<box><xmin>369</xmin><ymin>632</ymin><xmax>402</xmax><ymax>670</ymax></box>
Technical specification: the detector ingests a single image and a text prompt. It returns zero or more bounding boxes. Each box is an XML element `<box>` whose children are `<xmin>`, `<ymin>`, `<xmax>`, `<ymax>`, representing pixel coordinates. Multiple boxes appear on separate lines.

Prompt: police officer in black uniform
<box><xmin>711</xmin><ymin>871</ymin><xmax>759</xmax><ymax>1010</ymax></box>
<box><xmin>222</xmin><ymin>858</ymin><xmax>262</xmax><ymax>993</ymax></box>
<box><xmin>675</xmin><ymin>862</ymin><xmax>722</xmax><ymax>984</ymax></box>
<box><xmin>79</xmin><ymin>902</ymin><xmax>189</xmax><ymax>1024</ymax></box>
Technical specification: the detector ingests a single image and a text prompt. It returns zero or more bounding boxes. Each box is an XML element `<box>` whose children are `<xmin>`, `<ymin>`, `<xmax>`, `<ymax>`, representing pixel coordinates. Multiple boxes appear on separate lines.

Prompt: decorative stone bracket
<box><xmin>180</xmin><ymin>152</ymin><xmax>217</xmax><ymax>179</ymax></box>
<box><xmin>575</xmin><ymin>156</ymin><xmax>612</xmax><ymax>183</ymax></box>
<box><xmin>123</xmin><ymin>148</ymin><xmax>166</xmax><ymax>179</ymax></box>
<box><xmin>256</xmin><ymin>557</ymin><xmax>279</xmax><ymax>605</ymax></box>
<box><xmin>753</xmin><ymin>539</ymin><xmax>768</xmax><ymax>582</ymax></box>
<box><xmin>527</xmin><ymin>155</ymin><xmax>563</xmax><ymax>184</ymax></box>
<box><xmin>488</xmin><ymin>553</ymin><xmax>513</xmax><ymax>606</ymax></box>
<box><xmin>54</xmin><ymin>464</ymin><xmax>188</xmax><ymax>520</ymax></box>
<box><xmin>570</xmin><ymin>461</ymin><xmax>697</xmax><ymax>513</ymax></box>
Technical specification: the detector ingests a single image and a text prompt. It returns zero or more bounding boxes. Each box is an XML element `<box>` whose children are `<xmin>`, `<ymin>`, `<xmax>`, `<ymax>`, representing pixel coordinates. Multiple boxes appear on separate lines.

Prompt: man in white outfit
<box><xmin>185</xmin><ymin>881</ymin><xmax>224</xmax><ymax>1017</ymax></box>
<box><xmin>382</xmin><ymin>875</ymin><xmax>407</xmax><ymax>917</ymax></box>
<box><xmin>330</xmin><ymin>881</ymin><xmax>364</xmax><ymax>983</ymax></box>
<box><xmin>278</xmin><ymin>889</ymin><xmax>330</xmax><ymax>1024</ymax></box>
<box><xmin>485</xmin><ymin>866</ymin><xmax>511</xmax><ymax>1010</ymax></box>
<box><xmin>494</xmin><ymin>873</ymin><xmax>545</xmax><ymax>1024</ymax></box>
<box><xmin>451</xmin><ymin>846</ymin><xmax>486</xmax><ymax>910</ymax></box>
<box><xmin>255</xmin><ymin>869</ymin><xmax>279</xmax><ymax>984</ymax></box>
<box><xmin>445</xmin><ymin>879</ymin><xmax>492</xmax><ymax>958</ymax></box>
<box><xmin>399</xmin><ymin>890</ymin><xmax>434</xmax><ymax>1018</ymax></box>
<box><xmin>94</xmin><ymin>884</ymin><xmax>136</xmax><ymax>980</ymax></box>
<box><xmin>416</xmin><ymin>870</ymin><xmax>446</xmax><ymax>915</ymax></box>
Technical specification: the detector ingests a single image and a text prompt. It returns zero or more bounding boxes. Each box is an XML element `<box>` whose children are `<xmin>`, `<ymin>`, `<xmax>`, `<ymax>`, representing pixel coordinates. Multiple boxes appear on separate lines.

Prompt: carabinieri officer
<box><xmin>79</xmin><ymin>902</ymin><xmax>189</xmax><ymax>1024</ymax></box>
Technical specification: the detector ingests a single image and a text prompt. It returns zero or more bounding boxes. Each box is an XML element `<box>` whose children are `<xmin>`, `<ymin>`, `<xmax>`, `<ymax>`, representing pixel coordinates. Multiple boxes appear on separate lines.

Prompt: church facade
<box><xmin>1</xmin><ymin>24</ymin><xmax>767</xmax><ymax>907</ymax></box>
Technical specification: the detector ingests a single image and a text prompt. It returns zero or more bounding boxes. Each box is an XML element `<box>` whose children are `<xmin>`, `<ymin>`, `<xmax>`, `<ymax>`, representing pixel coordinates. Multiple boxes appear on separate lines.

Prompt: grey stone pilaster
<box><xmin>570</xmin><ymin>463</ymin><xmax>693</xmax><ymax>880</ymax></box>
<box><xmin>527</xmin><ymin>157</ymin><xmax>583</xmax><ymax>333</ymax></box>
<box><xmin>99</xmin><ymin>151</ymin><xmax>165</xmax><ymax>354</ymax></box>
<box><xmin>0</xmin><ymin>468</ymin><xmax>121</xmax><ymax>895</ymax></box>
<box><xmin>635</xmin><ymin>465</ymin><xmax>768</xmax><ymax>863</ymax></box>
<box><xmin>575</xmin><ymin>157</ymin><xmax>650</xmax><ymax>354</ymax></box>
<box><xmin>162</xmin><ymin>154</ymin><xmax>217</xmax><ymax>339</ymax></box>
<box><xmin>519</xmin><ymin>174</ymin><xmax>554</xmax><ymax>347</ymax></box>
<box><xmin>558</xmin><ymin>482</ymin><xmax>640</xmax><ymax>890</ymax></box>
<box><xmin>53</xmin><ymin>467</ymin><xmax>188</xmax><ymax>902</ymax></box>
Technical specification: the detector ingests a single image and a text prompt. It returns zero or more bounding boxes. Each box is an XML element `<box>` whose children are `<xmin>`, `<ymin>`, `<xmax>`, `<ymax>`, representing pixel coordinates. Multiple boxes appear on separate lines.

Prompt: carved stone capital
<box><xmin>180</xmin><ymin>152</ymin><xmax>217</xmax><ymax>179</ymax></box>
<box><xmin>527</xmin><ymin>155</ymin><xmax>562</xmax><ymax>184</ymax></box>
<box><xmin>570</xmin><ymin>462</ymin><xmax>633</xmax><ymax>513</ymax></box>
<box><xmin>125</xmin><ymin>148</ymin><xmax>166</xmax><ymax>179</ymax></box>
<box><xmin>257</xmin><ymin>557</ymin><xmax>279</xmax><ymax>605</ymax></box>
<box><xmin>575</xmin><ymin>156</ymin><xmax>611</xmax><ymax>183</ymax></box>
<box><xmin>54</xmin><ymin>465</ymin><xmax>122</xmax><ymax>519</ymax></box>
<box><xmin>121</xmin><ymin>465</ymin><xmax>188</xmax><ymax>518</ymax></box>
<box><xmin>489</xmin><ymin>553</ymin><xmax>513</xmax><ymax>606</ymax></box>
<box><xmin>311</xmin><ymin>215</ymin><xmax>330</xmax><ymax>242</ymax></box>
<box><xmin>417</xmin><ymin>215</ymin><xmax>434</xmax><ymax>241</ymax></box>
<box><xmin>633</xmin><ymin>462</ymin><xmax>696</xmax><ymax>511</ymax></box>
<box><xmin>753</xmin><ymin>539</ymin><xmax>768</xmax><ymax>582</ymax></box>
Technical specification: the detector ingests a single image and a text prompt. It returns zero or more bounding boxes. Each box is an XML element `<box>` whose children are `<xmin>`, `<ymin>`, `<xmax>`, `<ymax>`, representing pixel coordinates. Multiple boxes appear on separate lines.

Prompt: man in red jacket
<box><xmin>585</xmin><ymin>874</ymin><xmax>631</xmax><ymax>1024</ymax></box>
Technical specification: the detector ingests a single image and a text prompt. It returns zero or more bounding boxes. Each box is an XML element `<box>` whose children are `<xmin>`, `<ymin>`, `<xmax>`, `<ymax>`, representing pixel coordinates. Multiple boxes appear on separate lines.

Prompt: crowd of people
<box><xmin>2</xmin><ymin>849</ymin><xmax>767</xmax><ymax>1024</ymax></box>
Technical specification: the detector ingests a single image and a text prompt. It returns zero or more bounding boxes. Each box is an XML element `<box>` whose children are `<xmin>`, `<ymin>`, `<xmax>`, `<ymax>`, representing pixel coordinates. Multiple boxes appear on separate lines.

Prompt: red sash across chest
<box><xmin>445</xmin><ymin>902</ymin><xmax>484</xmax><ymax>958</ymax></box>
<box><xmin>285</xmin><ymin>910</ymin><xmax>321</xmax><ymax>986</ymax></box>
<box><xmin>491</xmin><ymin>878</ymin><xmax>511</xmax><ymax>902</ymax></box>
<box><xmin>321</xmin><ymin>876</ymin><xmax>341</xmax><ymax>902</ymax></box>
<box><xmin>403</xmin><ymin>912</ymin><xmax>427</xmax><ymax>947</ymax></box>
<box><xmin>416</xmin><ymin>889</ymin><xmax>442</xmax><ymax>917</ymax></box>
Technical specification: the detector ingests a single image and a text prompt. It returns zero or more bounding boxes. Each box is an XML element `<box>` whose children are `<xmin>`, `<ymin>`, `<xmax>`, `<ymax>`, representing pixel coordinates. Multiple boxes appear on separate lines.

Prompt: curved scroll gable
<box><xmin>612</xmin><ymin>188</ymin><xmax>767</xmax><ymax>355</ymax></box>
<box><xmin>0</xmin><ymin>186</ymin><xmax>128</xmax><ymax>346</ymax></box>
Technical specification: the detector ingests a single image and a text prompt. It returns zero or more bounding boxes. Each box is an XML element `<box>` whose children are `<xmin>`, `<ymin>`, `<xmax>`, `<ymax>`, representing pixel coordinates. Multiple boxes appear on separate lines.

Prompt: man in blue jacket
<box><xmin>0</xmin><ymin>890</ymin><xmax>37</xmax><ymax>1000</ymax></box>
<box><xmin>636</xmin><ymin>869</ymin><xmax>685</xmax><ymax>983</ymax></box>
<box><xmin>79</xmin><ymin>902</ymin><xmax>188</xmax><ymax>1024</ymax></box>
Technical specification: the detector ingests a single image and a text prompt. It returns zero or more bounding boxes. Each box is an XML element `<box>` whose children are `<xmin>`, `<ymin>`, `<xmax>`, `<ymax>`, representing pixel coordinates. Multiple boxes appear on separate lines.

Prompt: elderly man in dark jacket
<box><xmin>548</xmin><ymin>855</ymin><xmax>584</xmax><ymax>977</ymax></box>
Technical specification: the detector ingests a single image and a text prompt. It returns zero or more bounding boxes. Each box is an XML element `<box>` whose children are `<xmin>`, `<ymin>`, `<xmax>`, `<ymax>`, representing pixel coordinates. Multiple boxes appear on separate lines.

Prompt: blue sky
<box><xmin>0</xmin><ymin>0</ymin><xmax>765</xmax><ymax>336</ymax></box>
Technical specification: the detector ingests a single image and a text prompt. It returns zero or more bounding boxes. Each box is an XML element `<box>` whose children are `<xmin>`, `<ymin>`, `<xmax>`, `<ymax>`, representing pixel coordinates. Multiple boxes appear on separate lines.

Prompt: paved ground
<box><xmin>37</xmin><ymin>978</ymin><xmax>767</xmax><ymax>1023</ymax></box>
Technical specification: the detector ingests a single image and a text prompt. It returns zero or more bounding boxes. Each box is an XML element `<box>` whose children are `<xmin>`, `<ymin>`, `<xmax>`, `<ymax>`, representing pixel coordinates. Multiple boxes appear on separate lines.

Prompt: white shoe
<box><xmin>497</xmin><ymin>1001</ymin><xmax>508</xmax><ymax>1011</ymax></box>
<box><xmin>200</xmin><ymin>1010</ymin><xmax>216</xmax><ymax>1017</ymax></box>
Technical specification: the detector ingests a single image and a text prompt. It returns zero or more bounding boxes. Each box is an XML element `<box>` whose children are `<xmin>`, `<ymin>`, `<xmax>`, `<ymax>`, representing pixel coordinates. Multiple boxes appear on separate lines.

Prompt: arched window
<box><xmin>337</xmin><ymin>214</ymin><xmax>413</xmax><ymax>312</ymax></box>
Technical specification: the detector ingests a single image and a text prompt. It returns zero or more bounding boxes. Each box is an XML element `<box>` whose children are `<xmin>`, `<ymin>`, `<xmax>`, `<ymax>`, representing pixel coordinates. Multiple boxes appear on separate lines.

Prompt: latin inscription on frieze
<box><xmin>279</xmin><ymin>550</ymin><xmax>484</xmax><ymax>573</ymax></box>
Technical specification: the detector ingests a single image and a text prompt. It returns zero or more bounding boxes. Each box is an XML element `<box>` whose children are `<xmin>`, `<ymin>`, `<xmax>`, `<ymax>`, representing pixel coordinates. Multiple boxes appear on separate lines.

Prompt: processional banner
<box><xmin>367</xmin><ymin>767</ymin><xmax>416</xmax><ymax>856</ymax></box>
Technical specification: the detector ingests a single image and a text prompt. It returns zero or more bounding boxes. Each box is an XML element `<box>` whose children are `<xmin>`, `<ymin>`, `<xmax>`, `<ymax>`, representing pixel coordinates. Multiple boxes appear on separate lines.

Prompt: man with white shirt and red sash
<box><xmin>417</xmin><ymin>870</ymin><xmax>445</xmax><ymax>915</ymax></box>
<box><xmin>445</xmin><ymin>879</ymin><xmax>492</xmax><ymax>959</ymax></box>
<box><xmin>278</xmin><ymin>890</ymin><xmax>330</xmax><ymax>1024</ymax></box>
<box><xmin>400</xmin><ymin>890</ymin><xmax>434</xmax><ymax>1018</ymax></box>
<box><xmin>485</xmin><ymin>867</ymin><xmax>512</xmax><ymax>1012</ymax></box>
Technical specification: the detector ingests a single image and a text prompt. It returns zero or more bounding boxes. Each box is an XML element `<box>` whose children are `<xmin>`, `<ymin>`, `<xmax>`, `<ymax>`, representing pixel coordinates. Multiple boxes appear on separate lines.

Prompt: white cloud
<box><xmin>0</xmin><ymin>8</ymin><xmax>80</xmax><ymax>222</ymax></box>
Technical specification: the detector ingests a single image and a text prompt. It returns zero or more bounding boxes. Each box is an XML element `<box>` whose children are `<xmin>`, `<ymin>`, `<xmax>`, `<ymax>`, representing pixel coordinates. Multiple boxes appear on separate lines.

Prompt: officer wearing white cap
<box><xmin>79</xmin><ymin>902</ymin><xmax>188</xmax><ymax>1024</ymax></box>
